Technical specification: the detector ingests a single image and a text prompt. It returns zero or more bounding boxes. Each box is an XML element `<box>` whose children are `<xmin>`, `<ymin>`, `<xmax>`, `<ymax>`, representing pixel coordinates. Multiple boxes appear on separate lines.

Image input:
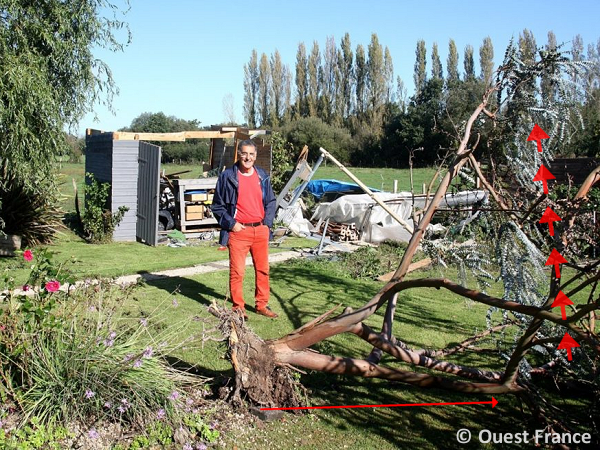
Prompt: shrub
<box><xmin>0</xmin><ymin>171</ymin><xmax>63</xmax><ymax>246</ymax></box>
<box><xmin>280</xmin><ymin>117</ymin><xmax>353</xmax><ymax>164</ymax></box>
<box><xmin>267</xmin><ymin>131</ymin><xmax>296</xmax><ymax>193</ymax></box>
<box><xmin>0</xmin><ymin>250</ymin><xmax>214</xmax><ymax>448</ymax></box>
<box><xmin>82</xmin><ymin>173</ymin><xmax>128</xmax><ymax>243</ymax></box>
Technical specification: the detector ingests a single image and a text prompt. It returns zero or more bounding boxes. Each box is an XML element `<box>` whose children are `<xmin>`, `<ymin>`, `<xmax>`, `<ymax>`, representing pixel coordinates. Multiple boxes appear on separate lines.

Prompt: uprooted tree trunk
<box><xmin>210</xmin><ymin>308</ymin><xmax>306</xmax><ymax>409</ymax></box>
<box><xmin>212</xmin><ymin>45</ymin><xmax>600</xmax><ymax>433</ymax></box>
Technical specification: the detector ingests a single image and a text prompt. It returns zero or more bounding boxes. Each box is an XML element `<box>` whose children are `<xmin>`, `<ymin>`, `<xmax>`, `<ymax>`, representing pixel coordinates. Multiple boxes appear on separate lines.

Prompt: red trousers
<box><xmin>227</xmin><ymin>225</ymin><xmax>270</xmax><ymax>310</ymax></box>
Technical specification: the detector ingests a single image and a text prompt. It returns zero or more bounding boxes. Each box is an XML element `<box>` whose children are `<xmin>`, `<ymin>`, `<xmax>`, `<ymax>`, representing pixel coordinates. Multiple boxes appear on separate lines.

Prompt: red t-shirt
<box><xmin>235</xmin><ymin>169</ymin><xmax>264</xmax><ymax>223</ymax></box>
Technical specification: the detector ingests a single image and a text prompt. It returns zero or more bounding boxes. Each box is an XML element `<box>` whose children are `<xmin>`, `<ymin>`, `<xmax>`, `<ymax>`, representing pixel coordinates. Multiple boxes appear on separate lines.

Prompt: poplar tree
<box><xmin>384</xmin><ymin>47</ymin><xmax>395</xmax><ymax>103</ymax></box>
<box><xmin>339</xmin><ymin>33</ymin><xmax>354</xmax><ymax>119</ymax></box>
<box><xmin>447</xmin><ymin>39</ymin><xmax>460</xmax><ymax>84</ymax></box>
<box><xmin>479</xmin><ymin>37</ymin><xmax>494</xmax><ymax>84</ymax></box>
<box><xmin>541</xmin><ymin>31</ymin><xmax>558</xmax><ymax>102</ymax></box>
<box><xmin>258</xmin><ymin>53</ymin><xmax>271</xmax><ymax>126</ymax></box>
<box><xmin>283</xmin><ymin>64</ymin><xmax>292</xmax><ymax>124</ymax></box>
<box><xmin>307</xmin><ymin>41</ymin><xmax>321</xmax><ymax>117</ymax></box>
<box><xmin>414</xmin><ymin>40</ymin><xmax>427</xmax><ymax>95</ymax></box>
<box><xmin>269</xmin><ymin>50</ymin><xmax>285</xmax><ymax>126</ymax></box>
<box><xmin>355</xmin><ymin>44</ymin><xmax>367</xmax><ymax>115</ymax></box>
<box><xmin>333</xmin><ymin>48</ymin><xmax>345</xmax><ymax>125</ymax></box>
<box><xmin>322</xmin><ymin>36</ymin><xmax>338</xmax><ymax>123</ymax></box>
<box><xmin>463</xmin><ymin>44</ymin><xmax>475</xmax><ymax>80</ymax></box>
<box><xmin>243</xmin><ymin>50</ymin><xmax>259</xmax><ymax>128</ymax></box>
<box><xmin>367</xmin><ymin>33</ymin><xmax>385</xmax><ymax>114</ymax></box>
<box><xmin>518</xmin><ymin>29</ymin><xmax>537</xmax><ymax>99</ymax></box>
<box><xmin>396</xmin><ymin>76</ymin><xmax>407</xmax><ymax>112</ymax></box>
<box><xmin>431</xmin><ymin>42</ymin><xmax>443</xmax><ymax>80</ymax></box>
<box><xmin>294</xmin><ymin>43</ymin><xmax>308</xmax><ymax>118</ymax></box>
<box><xmin>571</xmin><ymin>34</ymin><xmax>585</xmax><ymax>102</ymax></box>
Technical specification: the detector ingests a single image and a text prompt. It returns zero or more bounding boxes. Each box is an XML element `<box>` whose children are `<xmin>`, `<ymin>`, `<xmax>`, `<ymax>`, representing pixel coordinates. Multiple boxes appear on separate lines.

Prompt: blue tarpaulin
<box><xmin>298</xmin><ymin>179</ymin><xmax>380</xmax><ymax>201</ymax></box>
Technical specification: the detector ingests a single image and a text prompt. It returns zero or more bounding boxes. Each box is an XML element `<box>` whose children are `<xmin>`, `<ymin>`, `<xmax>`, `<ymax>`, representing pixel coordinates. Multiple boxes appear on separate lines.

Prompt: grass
<box><xmin>313</xmin><ymin>164</ymin><xmax>441</xmax><ymax>193</ymax></box>
<box><xmin>5</xmin><ymin>161</ymin><xmax>595</xmax><ymax>448</ymax></box>
<box><xmin>122</xmin><ymin>257</ymin><xmax>587</xmax><ymax>450</ymax></box>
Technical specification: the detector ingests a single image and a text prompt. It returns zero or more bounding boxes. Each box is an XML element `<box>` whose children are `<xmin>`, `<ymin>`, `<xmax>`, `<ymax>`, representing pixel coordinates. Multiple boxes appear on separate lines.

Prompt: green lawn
<box><xmin>4</xmin><ymin>161</ymin><xmax>594</xmax><ymax>448</ymax></box>
<box><xmin>123</xmin><ymin>257</ymin><xmax>590</xmax><ymax>450</ymax></box>
<box><xmin>4</xmin><ymin>161</ymin><xmax>437</xmax><ymax>284</ymax></box>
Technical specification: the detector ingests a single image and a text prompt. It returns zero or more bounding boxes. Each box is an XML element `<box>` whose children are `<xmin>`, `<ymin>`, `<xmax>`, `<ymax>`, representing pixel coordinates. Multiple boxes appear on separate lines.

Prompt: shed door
<box><xmin>136</xmin><ymin>142</ymin><xmax>161</xmax><ymax>246</ymax></box>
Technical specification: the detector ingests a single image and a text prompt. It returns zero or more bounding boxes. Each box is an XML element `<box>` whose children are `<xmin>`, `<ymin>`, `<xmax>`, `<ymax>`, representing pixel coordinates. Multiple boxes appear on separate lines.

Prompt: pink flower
<box><xmin>45</xmin><ymin>280</ymin><xmax>60</xmax><ymax>292</ymax></box>
<box><xmin>23</xmin><ymin>250</ymin><xmax>33</xmax><ymax>262</ymax></box>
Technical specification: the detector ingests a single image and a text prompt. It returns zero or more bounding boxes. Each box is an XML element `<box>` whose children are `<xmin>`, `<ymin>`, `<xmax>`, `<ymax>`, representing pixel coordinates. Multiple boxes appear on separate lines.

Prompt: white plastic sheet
<box><xmin>311</xmin><ymin>190</ymin><xmax>487</xmax><ymax>243</ymax></box>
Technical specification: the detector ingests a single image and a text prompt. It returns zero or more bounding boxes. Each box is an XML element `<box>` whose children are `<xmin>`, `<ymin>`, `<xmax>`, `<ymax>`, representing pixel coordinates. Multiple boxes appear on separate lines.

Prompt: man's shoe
<box><xmin>233</xmin><ymin>308</ymin><xmax>248</xmax><ymax>321</ymax></box>
<box><xmin>256</xmin><ymin>306</ymin><xmax>278</xmax><ymax>318</ymax></box>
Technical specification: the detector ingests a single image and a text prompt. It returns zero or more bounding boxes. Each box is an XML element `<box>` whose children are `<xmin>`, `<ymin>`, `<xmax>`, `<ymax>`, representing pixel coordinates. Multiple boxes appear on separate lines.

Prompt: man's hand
<box><xmin>231</xmin><ymin>222</ymin><xmax>246</xmax><ymax>232</ymax></box>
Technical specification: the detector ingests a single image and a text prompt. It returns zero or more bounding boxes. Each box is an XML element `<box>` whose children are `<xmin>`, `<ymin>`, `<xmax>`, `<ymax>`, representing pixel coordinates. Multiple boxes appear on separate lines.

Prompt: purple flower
<box><xmin>168</xmin><ymin>391</ymin><xmax>180</xmax><ymax>401</ymax></box>
<box><xmin>88</xmin><ymin>305</ymin><xmax>96</xmax><ymax>312</ymax></box>
<box><xmin>121</xmin><ymin>398</ymin><xmax>130</xmax><ymax>407</ymax></box>
<box><xmin>172</xmin><ymin>298</ymin><xmax>179</xmax><ymax>307</ymax></box>
<box><xmin>103</xmin><ymin>338</ymin><xmax>114</xmax><ymax>347</ymax></box>
<box><xmin>88</xmin><ymin>428</ymin><xmax>99</xmax><ymax>439</ymax></box>
<box><xmin>157</xmin><ymin>408</ymin><xmax>166</xmax><ymax>420</ymax></box>
<box><xmin>104</xmin><ymin>401</ymin><xmax>112</xmax><ymax>409</ymax></box>
<box><xmin>118</xmin><ymin>405</ymin><xmax>127</xmax><ymax>413</ymax></box>
<box><xmin>196</xmin><ymin>444</ymin><xmax>208</xmax><ymax>450</ymax></box>
<box><xmin>133</xmin><ymin>359</ymin><xmax>143</xmax><ymax>368</ymax></box>
<box><xmin>143</xmin><ymin>346</ymin><xmax>153</xmax><ymax>358</ymax></box>
<box><xmin>123</xmin><ymin>354</ymin><xmax>134</xmax><ymax>362</ymax></box>
<box><xmin>186</xmin><ymin>398</ymin><xmax>194</xmax><ymax>406</ymax></box>
<box><xmin>183</xmin><ymin>444</ymin><xmax>193</xmax><ymax>450</ymax></box>
<box><xmin>84</xmin><ymin>389</ymin><xmax>95</xmax><ymax>399</ymax></box>
<box><xmin>109</xmin><ymin>331</ymin><xmax>117</xmax><ymax>339</ymax></box>
<box><xmin>140</xmin><ymin>318</ymin><xmax>148</xmax><ymax>327</ymax></box>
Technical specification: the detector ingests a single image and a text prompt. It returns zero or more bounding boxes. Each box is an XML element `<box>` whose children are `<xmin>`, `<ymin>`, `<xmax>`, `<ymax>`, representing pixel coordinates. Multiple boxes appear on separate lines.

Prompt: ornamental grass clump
<box><xmin>0</xmin><ymin>250</ymin><xmax>211</xmax><ymax>446</ymax></box>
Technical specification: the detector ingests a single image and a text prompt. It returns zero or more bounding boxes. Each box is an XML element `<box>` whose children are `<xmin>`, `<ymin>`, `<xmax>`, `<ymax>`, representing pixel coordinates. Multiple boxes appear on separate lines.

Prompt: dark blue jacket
<box><xmin>211</xmin><ymin>164</ymin><xmax>276</xmax><ymax>245</ymax></box>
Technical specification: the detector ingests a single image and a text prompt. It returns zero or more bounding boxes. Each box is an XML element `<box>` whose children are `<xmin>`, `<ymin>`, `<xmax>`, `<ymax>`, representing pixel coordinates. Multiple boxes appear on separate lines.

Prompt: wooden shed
<box><xmin>550</xmin><ymin>157</ymin><xmax>599</xmax><ymax>186</ymax></box>
<box><xmin>85</xmin><ymin>127</ymin><xmax>272</xmax><ymax>246</ymax></box>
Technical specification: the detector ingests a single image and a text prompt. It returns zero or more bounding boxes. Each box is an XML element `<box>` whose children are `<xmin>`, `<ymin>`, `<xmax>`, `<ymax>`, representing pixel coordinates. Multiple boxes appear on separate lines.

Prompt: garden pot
<box><xmin>0</xmin><ymin>234</ymin><xmax>22</xmax><ymax>257</ymax></box>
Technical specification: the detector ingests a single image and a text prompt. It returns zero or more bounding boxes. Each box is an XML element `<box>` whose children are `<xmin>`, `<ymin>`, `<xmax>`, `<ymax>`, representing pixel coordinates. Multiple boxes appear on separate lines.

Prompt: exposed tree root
<box><xmin>209</xmin><ymin>305</ymin><xmax>305</xmax><ymax>410</ymax></box>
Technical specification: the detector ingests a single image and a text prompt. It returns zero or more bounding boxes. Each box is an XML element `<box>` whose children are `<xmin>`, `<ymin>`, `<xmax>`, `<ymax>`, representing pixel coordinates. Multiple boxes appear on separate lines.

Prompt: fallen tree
<box><xmin>212</xmin><ymin>41</ymin><xmax>600</xmax><ymax>435</ymax></box>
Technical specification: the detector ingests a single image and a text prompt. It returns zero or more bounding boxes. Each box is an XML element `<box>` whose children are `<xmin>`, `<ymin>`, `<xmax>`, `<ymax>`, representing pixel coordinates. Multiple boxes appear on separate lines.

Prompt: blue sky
<box><xmin>78</xmin><ymin>0</ymin><xmax>600</xmax><ymax>136</ymax></box>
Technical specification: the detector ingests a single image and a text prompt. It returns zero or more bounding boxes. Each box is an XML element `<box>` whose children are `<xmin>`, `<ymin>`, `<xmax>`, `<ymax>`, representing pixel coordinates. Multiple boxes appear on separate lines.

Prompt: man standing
<box><xmin>211</xmin><ymin>139</ymin><xmax>278</xmax><ymax>320</ymax></box>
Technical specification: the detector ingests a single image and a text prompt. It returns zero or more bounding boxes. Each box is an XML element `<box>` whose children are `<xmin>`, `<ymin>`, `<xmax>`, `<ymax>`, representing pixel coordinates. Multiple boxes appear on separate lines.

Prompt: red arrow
<box><xmin>545</xmin><ymin>248</ymin><xmax>567</xmax><ymax>278</ymax></box>
<box><xmin>533</xmin><ymin>165</ymin><xmax>556</xmax><ymax>194</ymax></box>
<box><xmin>539</xmin><ymin>206</ymin><xmax>562</xmax><ymax>236</ymax></box>
<box><xmin>551</xmin><ymin>290</ymin><xmax>574</xmax><ymax>320</ymax></box>
<box><xmin>558</xmin><ymin>333</ymin><xmax>579</xmax><ymax>361</ymax></box>
<box><xmin>261</xmin><ymin>397</ymin><xmax>498</xmax><ymax>411</ymax></box>
<box><xmin>527</xmin><ymin>124</ymin><xmax>550</xmax><ymax>152</ymax></box>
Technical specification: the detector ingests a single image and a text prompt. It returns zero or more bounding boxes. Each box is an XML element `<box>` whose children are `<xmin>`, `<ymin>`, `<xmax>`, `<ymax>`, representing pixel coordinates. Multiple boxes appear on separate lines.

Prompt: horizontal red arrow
<box><xmin>261</xmin><ymin>397</ymin><xmax>498</xmax><ymax>411</ymax></box>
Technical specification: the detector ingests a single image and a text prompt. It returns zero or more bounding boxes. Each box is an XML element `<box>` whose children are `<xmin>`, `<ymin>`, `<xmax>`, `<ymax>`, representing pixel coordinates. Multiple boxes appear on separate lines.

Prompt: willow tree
<box><xmin>213</xmin><ymin>41</ymin><xmax>600</xmax><ymax>434</ymax></box>
<box><xmin>0</xmin><ymin>0</ymin><xmax>129</xmax><ymax>244</ymax></box>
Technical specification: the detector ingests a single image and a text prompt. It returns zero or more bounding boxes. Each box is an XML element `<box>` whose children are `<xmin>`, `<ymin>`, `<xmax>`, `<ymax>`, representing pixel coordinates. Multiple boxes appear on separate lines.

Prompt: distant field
<box><xmin>161</xmin><ymin>162</ymin><xmax>441</xmax><ymax>193</ymax></box>
<box><xmin>57</xmin><ymin>162</ymin><xmax>441</xmax><ymax>214</ymax></box>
